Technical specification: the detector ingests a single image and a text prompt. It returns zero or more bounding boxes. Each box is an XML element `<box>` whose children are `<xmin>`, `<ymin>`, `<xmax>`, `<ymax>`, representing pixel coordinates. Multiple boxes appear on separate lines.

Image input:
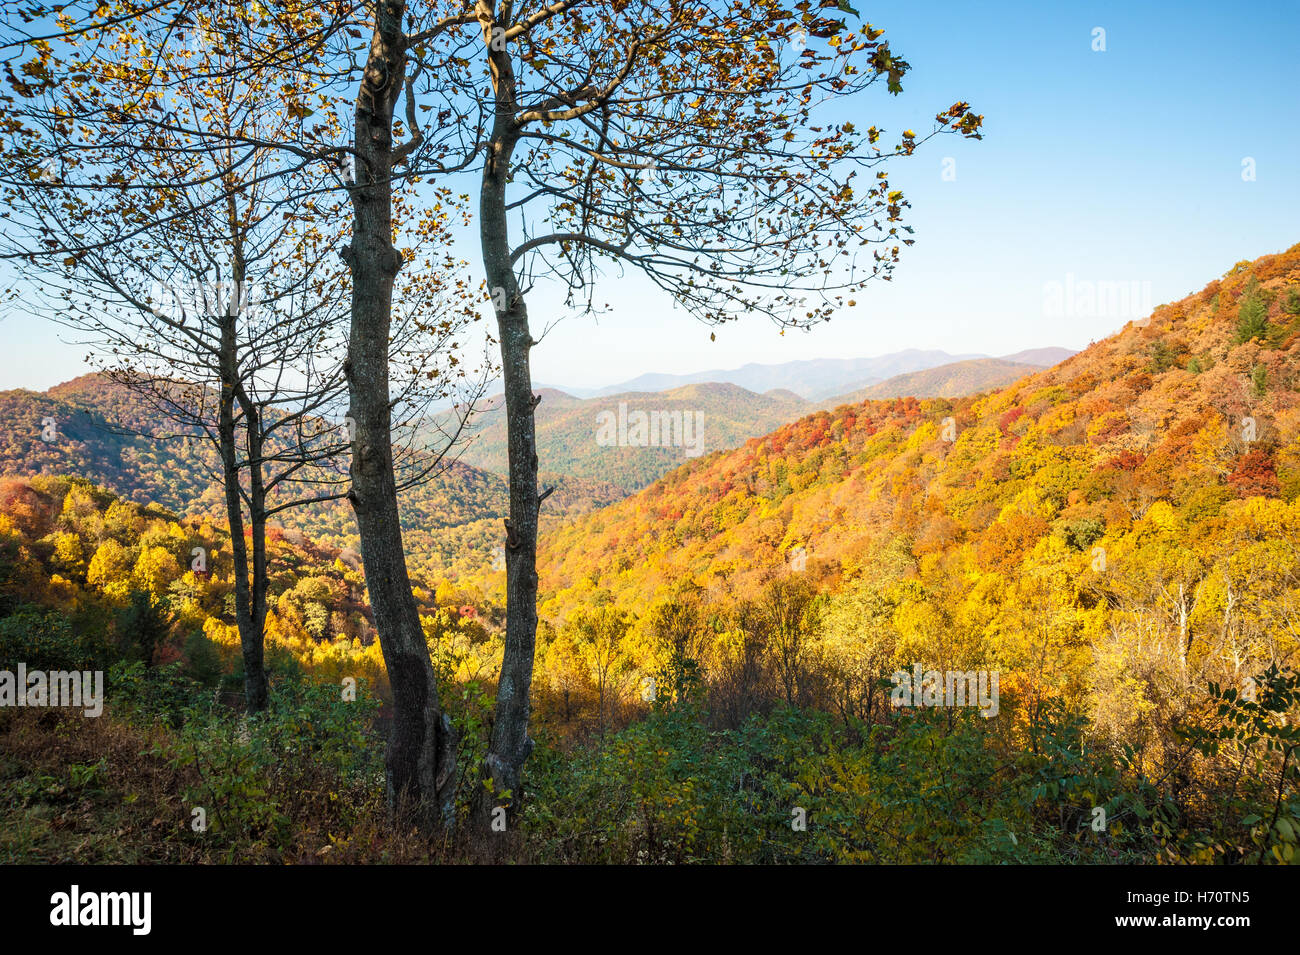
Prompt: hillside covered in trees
<box><xmin>538</xmin><ymin>248</ymin><xmax>1300</xmax><ymax>612</ymax></box>
<box><xmin>3</xmin><ymin>247</ymin><xmax>1300</xmax><ymax>865</ymax></box>
<box><xmin>0</xmin><ymin>374</ymin><xmax>623</xmax><ymax>583</ymax></box>
<box><xmin>524</xmin><ymin>248</ymin><xmax>1300</xmax><ymax>734</ymax></box>
<box><xmin>440</xmin><ymin>382</ymin><xmax>810</xmax><ymax>493</ymax></box>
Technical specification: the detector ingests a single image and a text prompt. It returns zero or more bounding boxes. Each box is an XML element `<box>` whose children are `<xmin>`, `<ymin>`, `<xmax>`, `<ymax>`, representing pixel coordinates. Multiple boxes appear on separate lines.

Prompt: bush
<box><xmin>0</xmin><ymin>606</ymin><xmax>114</xmax><ymax>671</ymax></box>
<box><xmin>108</xmin><ymin>660</ymin><xmax>207</xmax><ymax>728</ymax></box>
<box><xmin>155</xmin><ymin>670</ymin><xmax>383</xmax><ymax>859</ymax></box>
<box><xmin>1176</xmin><ymin>666</ymin><xmax>1300</xmax><ymax>863</ymax></box>
<box><xmin>1062</xmin><ymin>517</ymin><xmax>1106</xmax><ymax>551</ymax></box>
<box><xmin>1148</xmin><ymin>339</ymin><xmax>1185</xmax><ymax>374</ymax></box>
<box><xmin>1235</xmin><ymin>289</ymin><xmax>1269</xmax><ymax>343</ymax></box>
<box><xmin>1252</xmin><ymin>364</ymin><xmax>1268</xmax><ymax>398</ymax></box>
<box><xmin>114</xmin><ymin>589</ymin><xmax>173</xmax><ymax>667</ymax></box>
<box><xmin>182</xmin><ymin>630</ymin><xmax>224</xmax><ymax>688</ymax></box>
<box><xmin>521</xmin><ymin>702</ymin><xmax>1163</xmax><ymax>864</ymax></box>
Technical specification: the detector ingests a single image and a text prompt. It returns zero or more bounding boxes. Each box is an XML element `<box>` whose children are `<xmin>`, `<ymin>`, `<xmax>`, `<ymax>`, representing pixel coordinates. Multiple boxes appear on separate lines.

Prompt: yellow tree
<box><xmin>1</xmin><ymin>2</ymin><xmax>484</xmax><ymax>729</ymax></box>
<box><xmin>402</xmin><ymin>0</ymin><xmax>982</xmax><ymax>834</ymax></box>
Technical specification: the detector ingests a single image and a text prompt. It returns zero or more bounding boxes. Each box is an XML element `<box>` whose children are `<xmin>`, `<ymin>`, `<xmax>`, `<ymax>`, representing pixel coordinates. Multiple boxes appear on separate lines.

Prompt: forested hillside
<box><xmin>0</xmin><ymin>473</ymin><xmax>508</xmax><ymax>696</ymax></box>
<box><xmin>5</xmin><ymin>249</ymin><xmax>1300</xmax><ymax>866</ymax></box>
<box><xmin>538</xmin><ymin>247</ymin><xmax>1300</xmax><ymax>616</ymax></box>
<box><xmin>0</xmin><ymin>374</ymin><xmax>623</xmax><ymax>581</ymax></box>
<box><xmin>437</xmin><ymin>382</ymin><xmax>810</xmax><ymax>492</ymax></box>
<box><xmin>820</xmin><ymin>356</ymin><xmax>1045</xmax><ymax>406</ymax></box>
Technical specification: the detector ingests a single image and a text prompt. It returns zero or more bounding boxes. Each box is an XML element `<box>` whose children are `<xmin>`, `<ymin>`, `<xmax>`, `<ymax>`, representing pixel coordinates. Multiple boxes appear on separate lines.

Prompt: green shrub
<box><xmin>0</xmin><ymin>606</ymin><xmax>114</xmax><ymax>671</ymax></box>
<box><xmin>1176</xmin><ymin>665</ymin><xmax>1300</xmax><ymax>863</ymax></box>
<box><xmin>1148</xmin><ymin>339</ymin><xmax>1183</xmax><ymax>374</ymax></box>
<box><xmin>182</xmin><ymin>630</ymin><xmax>224</xmax><ymax>688</ymax></box>
<box><xmin>1061</xmin><ymin>517</ymin><xmax>1106</xmax><ymax>551</ymax></box>
<box><xmin>114</xmin><ymin>589</ymin><xmax>173</xmax><ymax>667</ymax></box>
<box><xmin>521</xmin><ymin>702</ymin><xmax>1162</xmax><ymax>864</ymax></box>
<box><xmin>1235</xmin><ymin>287</ymin><xmax>1269</xmax><ymax>343</ymax></box>
<box><xmin>1252</xmin><ymin>364</ymin><xmax>1268</xmax><ymax>398</ymax></box>
<box><xmin>108</xmin><ymin>660</ymin><xmax>206</xmax><ymax>728</ymax></box>
<box><xmin>156</xmin><ymin>671</ymin><xmax>383</xmax><ymax>858</ymax></box>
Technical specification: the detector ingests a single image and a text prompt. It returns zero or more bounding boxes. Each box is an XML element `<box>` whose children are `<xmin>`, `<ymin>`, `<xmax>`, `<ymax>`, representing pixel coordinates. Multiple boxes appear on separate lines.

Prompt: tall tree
<box><xmin>0</xmin><ymin>2</ymin><xmax>482</xmax><ymax>724</ymax></box>
<box><xmin>1</xmin><ymin>0</ymin><xmax>979</xmax><ymax>838</ymax></box>
<box><xmin>391</xmin><ymin>0</ymin><xmax>982</xmax><ymax>837</ymax></box>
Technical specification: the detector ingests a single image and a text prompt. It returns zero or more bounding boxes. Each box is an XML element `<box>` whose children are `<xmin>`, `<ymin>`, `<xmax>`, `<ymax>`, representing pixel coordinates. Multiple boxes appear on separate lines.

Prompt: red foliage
<box><xmin>155</xmin><ymin>643</ymin><xmax>182</xmax><ymax>667</ymax></box>
<box><xmin>998</xmin><ymin>406</ymin><xmax>1025</xmax><ymax>432</ymax></box>
<box><xmin>0</xmin><ymin>478</ymin><xmax>57</xmax><ymax>538</ymax></box>
<box><xmin>1228</xmin><ymin>449</ymin><xmax>1280</xmax><ymax>498</ymax></box>
<box><xmin>1106</xmin><ymin>450</ymin><xmax>1146</xmax><ymax>472</ymax></box>
<box><xmin>1127</xmin><ymin>372</ymin><xmax>1153</xmax><ymax>393</ymax></box>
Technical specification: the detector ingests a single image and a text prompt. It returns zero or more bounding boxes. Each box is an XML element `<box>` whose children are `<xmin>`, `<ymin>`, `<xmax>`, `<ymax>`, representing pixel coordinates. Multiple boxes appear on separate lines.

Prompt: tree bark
<box><xmin>216</xmin><ymin>180</ymin><xmax>269</xmax><ymax>713</ymax></box>
<box><xmin>345</xmin><ymin>0</ymin><xmax>456</xmax><ymax>831</ymax></box>
<box><xmin>218</xmin><ymin>310</ymin><xmax>268</xmax><ymax>713</ymax></box>
<box><xmin>473</xmin><ymin>116</ymin><xmax>540</xmax><ymax>841</ymax></box>
<box><xmin>238</xmin><ymin>389</ymin><xmax>270</xmax><ymax>711</ymax></box>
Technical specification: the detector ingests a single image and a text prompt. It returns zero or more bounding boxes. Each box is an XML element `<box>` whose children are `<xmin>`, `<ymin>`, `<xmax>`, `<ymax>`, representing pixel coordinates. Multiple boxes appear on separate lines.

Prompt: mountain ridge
<box><xmin>531</xmin><ymin>244</ymin><xmax>1300</xmax><ymax>619</ymax></box>
<box><xmin>818</xmin><ymin>357</ymin><xmax>1045</xmax><ymax>408</ymax></box>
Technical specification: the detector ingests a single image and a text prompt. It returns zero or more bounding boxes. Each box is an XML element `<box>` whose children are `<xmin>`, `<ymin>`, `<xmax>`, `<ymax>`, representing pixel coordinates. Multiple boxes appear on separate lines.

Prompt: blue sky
<box><xmin>3</xmin><ymin>0</ymin><xmax>1298</xmax><ymax>392</ymax></box>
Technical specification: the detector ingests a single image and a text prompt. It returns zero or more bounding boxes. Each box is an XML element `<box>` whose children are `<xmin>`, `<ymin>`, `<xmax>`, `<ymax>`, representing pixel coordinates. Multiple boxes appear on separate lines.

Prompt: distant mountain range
<box><xmin>447</xmin><ymin>348</ymin><xmax>1075</xmax><ymax>492</ymax></box>
<box><xmin>564</xmin><ymin>347</ymin><xmax>1075</xmax><ymax>401</ymax></box>
<box><xmin>1</xmin><ymin>347</ymin><xmax>1078</xmax><ymax>561</ymax></box>
<box><xmin>434</xmin><ymin>382</ymin><xmax>809</xmax><ymax>494</ymax></box>
<box><xmin>819</xmin><ymin>357</ymin><xmax>1045</xmax><ymax>408</ymax></box>
<box><xmin>0</xmin><ymin>374</ymin><xmax>624</xmax><ymax>581</ymax></box>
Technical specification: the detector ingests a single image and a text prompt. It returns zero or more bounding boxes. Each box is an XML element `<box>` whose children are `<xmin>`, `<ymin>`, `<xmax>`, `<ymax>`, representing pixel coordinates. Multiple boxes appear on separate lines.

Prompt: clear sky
<box><xmin>3</xmin><ymin>0</ymin><xmax>1298</xmax><ymax>393</ymax></box>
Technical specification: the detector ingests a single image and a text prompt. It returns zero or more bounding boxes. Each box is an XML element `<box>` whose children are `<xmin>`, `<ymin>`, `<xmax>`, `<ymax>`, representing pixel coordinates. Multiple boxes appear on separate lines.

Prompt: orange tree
<box><xmin>1</xmin><ymin>0</ymin><xmax>979</xmax><ymax>836</ymax></box>
<box><xmin>390</xmin><ymin>0</ymin><xmax>982</xmax><ymax>838</ymax></box>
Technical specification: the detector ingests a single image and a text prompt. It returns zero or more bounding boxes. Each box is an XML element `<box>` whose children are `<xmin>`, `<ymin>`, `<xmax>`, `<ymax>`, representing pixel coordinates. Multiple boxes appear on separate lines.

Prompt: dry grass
<box><xmin>0</xmin><ymin>708</ymin><xmax>523</xmax><ymax>864</ymax></box>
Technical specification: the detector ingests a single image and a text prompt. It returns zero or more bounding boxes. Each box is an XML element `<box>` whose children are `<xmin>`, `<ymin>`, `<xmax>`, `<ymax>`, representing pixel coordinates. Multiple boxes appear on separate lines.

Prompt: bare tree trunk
<box><xmin>1177</xmin><ymin>583</ymin><xmax>1189</xmax><ymax>682</ymax></box>
<box><xmin>345</xmin><ymin>0</ymin><xmax>456</xmax><ymax>831</ymax></box>
<box><xmin>215</xmin><ymin>188</ymin><xmax>269</xmax><ymax>713</ymax></box>
<box><xmin>219</xmin><ymin>316</ymin><xmax>268</xmax><ymax>713</ymax></box>
<box><xmin>474</xmin><ymin>121</ymin><xmax>540</xmax><ymax>840</ymax></box>
<box><xmin>241</xmin><ymin>393</ymin><xmax>270</xmax><ymax>708</ymax></box>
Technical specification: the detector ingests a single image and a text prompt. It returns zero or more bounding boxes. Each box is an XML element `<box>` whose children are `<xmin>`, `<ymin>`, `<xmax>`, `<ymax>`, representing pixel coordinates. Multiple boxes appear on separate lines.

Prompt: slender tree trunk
<box><xmin>1177</xmin><ymin>584</ymin><xmax>1189</xmax><ymax>682</ymax></box>
<box><xmin>219</xmin><ymin>319</ymin><xmax>268</xmax><ymax>712</ymax></box>
<box><xmin>218</xmin><ymin>187</ymin><xmax>268</xmax><ymax>713</ymax></box>
<box><xmin>220</xmin><ymin>410</ymin><xmax>267</xmax><ymax>712</ymax></box>
<box><xmin>242</xmin><ymin>394</ymin><xmax>270</xmax><ymax>709</ymax></box>
<box><xmin>345</xmin><ymin>0</ymin><xmax>456</xmax><ymax>831</ymax></box>
<box><xmin>474</xmin><ymin>120</ymin><xmax>541</xmax><ymax>840</ymax></box>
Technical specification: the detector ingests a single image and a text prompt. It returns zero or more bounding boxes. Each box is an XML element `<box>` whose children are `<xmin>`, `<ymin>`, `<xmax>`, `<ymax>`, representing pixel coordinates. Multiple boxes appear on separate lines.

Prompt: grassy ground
<box><xmin>0</xmin><ymin>709</ymin><xmax>196</xmax><ymax>863</ymax></box>
<box><xmin>0</xmin><ymin>708</ymin><xmax>482</xmax><ymax>864</ymax></box>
